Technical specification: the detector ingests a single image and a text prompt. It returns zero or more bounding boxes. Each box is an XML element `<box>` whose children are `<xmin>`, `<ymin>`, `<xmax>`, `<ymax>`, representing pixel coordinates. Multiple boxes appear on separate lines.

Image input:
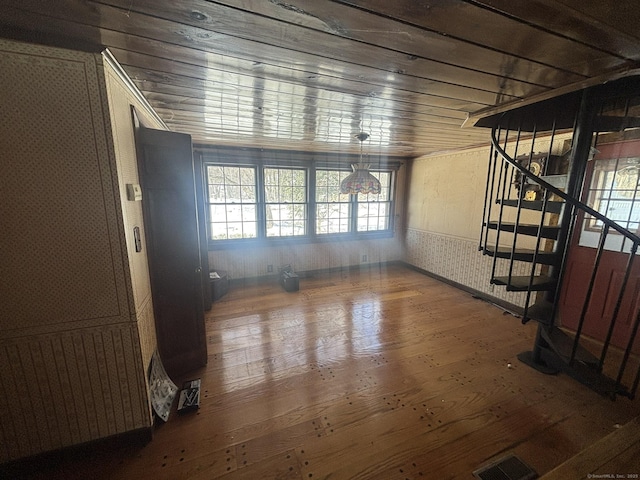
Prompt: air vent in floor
<box><xmin>473</xmin><ymin>454</ymin><xmax>538</xmax><ymax>480</ymax></box>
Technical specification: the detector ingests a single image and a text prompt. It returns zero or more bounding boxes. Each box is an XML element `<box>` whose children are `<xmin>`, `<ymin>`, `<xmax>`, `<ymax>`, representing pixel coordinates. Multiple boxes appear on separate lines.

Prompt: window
<box><xmin>206</xmin><ymin>165</ymin><xmax>257</xmax><ymax>240</ymax></box>
<box><xmin>578</xmin><ymin>142</ymin><xmax>640</xmax><ymax>252</ymax></box>
<box><xmin>315</xmin><ymin>169</ymin><xmax>392</xmax><ymax>235</ymax></box>
<box><xmin>264</xmin><ymin>167</ymin><xmax>307</xmax><ymax>237</ymax></box>
<box><xmin>204</xmin><ymin>157</ymin><xmax>396</xmax><ymax>244</ymax></box>
<box><xmin>316</xmin><ymin>170</ymin><xmax>351</xmax><ymax>234</ymax></box>
<box><xmin>585</xmin><ymin>157</ymin><xmax>640</xmax><ymax>233</ymax></box>
<box><xmin>357</xmin><ymin>171</ymin><xmax>392</xmax><ymax>232</ymax></box>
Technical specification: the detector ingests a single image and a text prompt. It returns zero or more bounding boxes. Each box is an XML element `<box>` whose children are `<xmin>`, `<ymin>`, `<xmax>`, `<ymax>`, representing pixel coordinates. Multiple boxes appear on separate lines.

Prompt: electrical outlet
<box><xmin>267</xmin><ymin>264</ymin><xmax>273</xmax><ymax>273</ymax></box>
<box><xmin>362</xmin><ymin>254</ymin><xmax>368</xmax><ymax>262</ymax></box>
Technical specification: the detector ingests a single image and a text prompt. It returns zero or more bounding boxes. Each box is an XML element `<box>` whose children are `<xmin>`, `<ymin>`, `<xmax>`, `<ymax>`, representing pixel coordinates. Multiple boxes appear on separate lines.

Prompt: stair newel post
<box><xmin>551</xmin><ymin>88</ymin><xmax>599</xmax><ymax>298</ymax></box>
<box><xmin>548</xmin><ymin>202</ymin><xmax>578</xmax><ymax>330</ymax></box>
<box><xmin>565</xmin><ymin>89</ymin><xmax>598</xmax><ymax>205</ymax></box>
<box><xmin>531</xmin><ymin>323</ymin><xmax>547</xmax><ymax>366</ymax></box>
<box><xmin>524</xmin><ymin>90</ymin><xmax>599</xmax><ymax>374</ymax></box>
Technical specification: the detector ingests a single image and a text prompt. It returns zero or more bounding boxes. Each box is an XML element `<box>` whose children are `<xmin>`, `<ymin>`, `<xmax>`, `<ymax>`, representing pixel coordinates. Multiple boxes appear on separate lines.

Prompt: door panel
<box><xmin>559</xmin><ymin>139</ymin><xmax>640</xmax><ymax>354</ymax></box>
<box><xmin>560</xmin><ymin>249</ymin><xmax>640</xmax><ymax>352</ymax></box>
<box><xmin>138</xmin><ymin>127</ymin><xmax>207</xmax><ymax>376</ymax></box>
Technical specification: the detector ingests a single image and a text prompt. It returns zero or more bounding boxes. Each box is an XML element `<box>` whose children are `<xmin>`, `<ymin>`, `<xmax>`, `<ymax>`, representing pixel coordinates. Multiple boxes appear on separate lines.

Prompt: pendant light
<box><xmin>340</xmin><ymin>132</ymin><xmax>382</xmax><ymax>195</ymax></box>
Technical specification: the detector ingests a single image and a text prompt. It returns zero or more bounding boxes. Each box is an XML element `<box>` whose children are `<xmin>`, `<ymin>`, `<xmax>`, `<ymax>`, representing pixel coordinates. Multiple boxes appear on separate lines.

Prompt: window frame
<box><xmin>263</xmin><ymin>166</ymin><xmax>309</xmax><ymax>238</ymax></box>
<box><xmin>206</xmin><ymin>164</ymin><xmax>259</xmax><ymax>241</ymax></box>
<box><xmin>584</xmin><ymin>157</ymin><xmax>640</xmax><ymax>234</ymax></box>
<box><xmin>201</xmin><ymin>150</ymin><xmax>399</xmax><ymax>249</ymax></box>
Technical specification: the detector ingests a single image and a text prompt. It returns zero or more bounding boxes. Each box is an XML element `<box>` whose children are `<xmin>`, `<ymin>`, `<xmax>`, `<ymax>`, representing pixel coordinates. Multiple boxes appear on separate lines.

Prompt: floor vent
<box><xmin>473</xmin><ymin>454</ymin><xmax>538</xmax><ymax>480</ymax></box>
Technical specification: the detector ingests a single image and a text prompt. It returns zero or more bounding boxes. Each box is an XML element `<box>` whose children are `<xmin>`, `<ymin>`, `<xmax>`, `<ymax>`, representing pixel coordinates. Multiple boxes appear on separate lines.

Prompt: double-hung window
<box><xmin>207</xmin><ymin>165</ymin><xmax>257</xmax><ymax>240</ymax></box>
<box><xmin>315</xmin><ymin>169</ymin><xmax>392</xmax><ymax>234</ymax></box>
<box><xmin>264</xmin><ymin>167</ymin><xmax>307</xmax><ymax>237</ymax></box>
<box><xmin>203</xmin><ymin>154</ymin><xmax>396</xmax><ymax>245</ymax></box>
<box><xmin>315</xmin><ymin>170</ymin><xmax>351</xmax><ymax>234</ymax></box>
<box><xmin>357</xmin><ymin>171</ymin><xmax>392</xmax><ymax>232</ymax></box>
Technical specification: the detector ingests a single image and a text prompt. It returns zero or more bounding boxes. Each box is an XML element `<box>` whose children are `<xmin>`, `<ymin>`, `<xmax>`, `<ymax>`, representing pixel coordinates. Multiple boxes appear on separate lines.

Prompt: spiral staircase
<box><xmin>478</xmin><ymin>76</ymin><xmax>640</xmax><ymax>400</ymax></box>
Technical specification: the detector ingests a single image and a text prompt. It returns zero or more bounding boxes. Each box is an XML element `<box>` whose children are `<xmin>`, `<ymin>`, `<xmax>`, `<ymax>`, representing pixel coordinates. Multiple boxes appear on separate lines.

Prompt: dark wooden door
<box><xmin>138</xmin><ymin>127</ymin><xmax>207</xmax><ymax>376</ymax></box>
<box><xmin>559</xmin><ymin>140</ymin><xmax>640</xmax><ymax>353</ymax></box>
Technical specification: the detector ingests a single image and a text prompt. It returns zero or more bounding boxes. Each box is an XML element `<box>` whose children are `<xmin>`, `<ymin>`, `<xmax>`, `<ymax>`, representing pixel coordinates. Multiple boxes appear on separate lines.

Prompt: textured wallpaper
<box><xmin>405</xmin><ymin>228</ymin><xmax>532</xmax><ymax>307</ymax></box>
<box><xmin>0</xmin><ymin>40</ymin><xmax>154</xmax><ymax>462</ymax></box>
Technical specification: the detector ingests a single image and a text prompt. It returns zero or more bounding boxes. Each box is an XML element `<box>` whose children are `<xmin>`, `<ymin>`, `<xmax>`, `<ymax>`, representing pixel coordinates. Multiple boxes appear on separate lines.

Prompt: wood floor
<box><xmin>20</xmin><ymin>265</ymin><xmax>640</xmax><ymax>479</ymax></box>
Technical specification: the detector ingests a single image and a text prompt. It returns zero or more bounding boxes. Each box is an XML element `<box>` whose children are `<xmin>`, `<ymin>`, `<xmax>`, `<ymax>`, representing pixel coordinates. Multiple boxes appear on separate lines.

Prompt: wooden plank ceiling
<box><xmin>1</xmin><ymin>0</ymin><xmax>639</xmax><ymax>157</ymax></box>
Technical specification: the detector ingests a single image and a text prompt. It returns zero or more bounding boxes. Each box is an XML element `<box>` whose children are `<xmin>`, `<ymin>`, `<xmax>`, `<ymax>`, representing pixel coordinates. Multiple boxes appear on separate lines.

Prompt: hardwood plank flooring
<box><xmin>17</xmin><ymin>265</ymin><xmax>640</xmax><ymax>479</ymax></box>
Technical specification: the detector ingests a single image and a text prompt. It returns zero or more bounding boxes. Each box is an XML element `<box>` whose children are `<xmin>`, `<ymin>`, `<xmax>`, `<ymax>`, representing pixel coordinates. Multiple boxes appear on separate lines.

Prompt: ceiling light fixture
<box><xmin>340</xmin><ymin>132</ymin><xmax>381</xmax><ymax>195</ymax></box>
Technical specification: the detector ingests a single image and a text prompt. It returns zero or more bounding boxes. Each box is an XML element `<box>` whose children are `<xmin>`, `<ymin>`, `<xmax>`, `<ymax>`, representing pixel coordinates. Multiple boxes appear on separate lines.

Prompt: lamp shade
<box><xmin>340</xmin><ymin>164</ymin><xmax>381</xmax><ymax>195</ymax></box>
<box><xmin>339</xmin><ymin>132</ymin><xmax>381</xmax><ymax>195</ymax></box>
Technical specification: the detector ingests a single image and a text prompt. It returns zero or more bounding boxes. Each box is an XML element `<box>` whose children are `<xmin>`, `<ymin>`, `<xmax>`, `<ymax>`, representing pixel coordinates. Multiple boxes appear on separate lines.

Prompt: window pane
<box><xmin>210</xmin><ymin>204</ymin><xmax>227</xmax><ymax>221</ymax></box>
<box><xmin>210</xmin><ymin>222</ymin><xmax>228</xmax><ymax>240</ymax></box>
<box><xmin>292</xmin><ymin>170</ymin><xmax>305</xmax><ymax>185</ymax></box>
<box><xmin>224</xmin><ymin>166</ymin><xmax>240</xmax><ymax>186</ymax></box>
<box><xmin>241</xmin><ymin>185</ymin><xmax>256</xmax><ymax>202</ymax></box>
<box><xmin>265</xmin><ymin>185</ymin><xmax>279</xmax><ymax>203</ymax></box>
<box><xmin>316</xmin><ymin>172</ymin><xmax>328</xmax><ymax>187</ymax></box>
<box><xmin>225</xmin><ymin>185</ymin><xmax>240</xmax><ymax>202</ymax></box>
<box><xmin>292</xmin><ymin>186</ymin><xmax>306</xmax><ymax>203</ymax></box>
<box><xmin>242</xmin><ymin>205</ymin><xmax>256</xmax><ymax>222</ymax></box>
<box><xmin>316</xmin><ymin>201</ymin><xmax>350</xmax><ymax>234</ymax></box>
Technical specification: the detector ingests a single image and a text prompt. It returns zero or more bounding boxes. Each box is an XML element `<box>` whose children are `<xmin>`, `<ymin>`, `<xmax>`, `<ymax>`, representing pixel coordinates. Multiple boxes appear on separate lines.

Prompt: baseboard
<box><xmin>401</xmin><ymin>261</ymin><xmax>524</xmax><ymax>317</ymax></box>
<box><xmin>0</xmin><ymin>427</ymin><xmax>153</xmax><ymax>478</ymax></box>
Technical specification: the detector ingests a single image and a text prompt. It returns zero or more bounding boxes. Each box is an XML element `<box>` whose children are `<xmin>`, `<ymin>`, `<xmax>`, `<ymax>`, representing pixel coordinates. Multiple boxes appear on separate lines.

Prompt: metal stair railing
<box><xmin>481</xmin><ymin>123</ymin><xmax>640</xmax><ymax>399</ymax></box>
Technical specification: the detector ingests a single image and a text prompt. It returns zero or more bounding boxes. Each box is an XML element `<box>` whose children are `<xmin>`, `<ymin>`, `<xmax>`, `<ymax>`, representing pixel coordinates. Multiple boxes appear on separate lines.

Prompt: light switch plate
<box><xmin>126</xmin><ymin>183</ymin><xmax>142</xmax><ymax>201</ymax></box>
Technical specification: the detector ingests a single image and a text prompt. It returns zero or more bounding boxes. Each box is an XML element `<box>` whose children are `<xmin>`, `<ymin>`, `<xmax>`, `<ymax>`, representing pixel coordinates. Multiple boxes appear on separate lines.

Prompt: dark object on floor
<box><xmin>279</xmin><ymin>264</ymin><xmax>299</xmax><ymax>292</ymax></box>
<box><xmin>177</xmin><ymin>379</ymin><xmax>201</xmax><ymax>413</ymax></box>
<box><xmin>210</xmin><ymin>270</ymin><xmax>229</xmax><ymax>301</ymax></box>
<box><xmin>473</xmin><ymin>454</ymin><xmax>538</xmax><ymax>480</ymax></box>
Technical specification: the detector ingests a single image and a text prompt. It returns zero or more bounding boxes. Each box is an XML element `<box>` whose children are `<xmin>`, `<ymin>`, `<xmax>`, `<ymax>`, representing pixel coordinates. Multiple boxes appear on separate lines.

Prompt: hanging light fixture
<box><xmin>340</xmin><ymin>132</ymin><xmax>382</xmax><ymax>195</ymax></box>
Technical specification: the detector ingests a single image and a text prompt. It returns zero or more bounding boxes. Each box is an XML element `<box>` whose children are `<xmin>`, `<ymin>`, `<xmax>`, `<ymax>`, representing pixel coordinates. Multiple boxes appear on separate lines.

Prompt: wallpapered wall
<box><xmin>0</xmin><ymin>40</ymin><xmax>161</xmax><ymax>462</ymax></box>
<box><xmin>103</xmin><ymin>58</ymin><xmax>167</xmax><ymax>416</ymax></box>
<box><xmin>404</xmin><ymin>136</ymin><xmax>570</xmax><ymax>309</ymax></box>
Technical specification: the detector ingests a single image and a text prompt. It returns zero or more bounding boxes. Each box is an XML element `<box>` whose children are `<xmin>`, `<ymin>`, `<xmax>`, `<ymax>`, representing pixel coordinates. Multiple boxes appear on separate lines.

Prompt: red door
<box><xmin>559</xmin><ymin>139</ymin><xmax>640</xmax><ymax>354</ymax></box>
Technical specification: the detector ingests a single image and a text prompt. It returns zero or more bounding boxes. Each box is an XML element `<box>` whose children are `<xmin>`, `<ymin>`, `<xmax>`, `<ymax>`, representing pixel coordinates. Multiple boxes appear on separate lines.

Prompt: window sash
<box><xmin>585</xmin><ymin>157</ymin><xmax>640</xmax><ymax>233</ymax></box>
<box><xmin>205</xmin><ymin>162</ymin><xmax>394</xmax><ymax>242</ymax></box>
<box><xmin>263</xmin><ymin>167</ymin><xmax>308</xmax><ymax>237</ymax></box>
<box><xmin>206</xmin><ymin>165</ymin><xmax>258</xmax><ymax>240</ymax></box>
